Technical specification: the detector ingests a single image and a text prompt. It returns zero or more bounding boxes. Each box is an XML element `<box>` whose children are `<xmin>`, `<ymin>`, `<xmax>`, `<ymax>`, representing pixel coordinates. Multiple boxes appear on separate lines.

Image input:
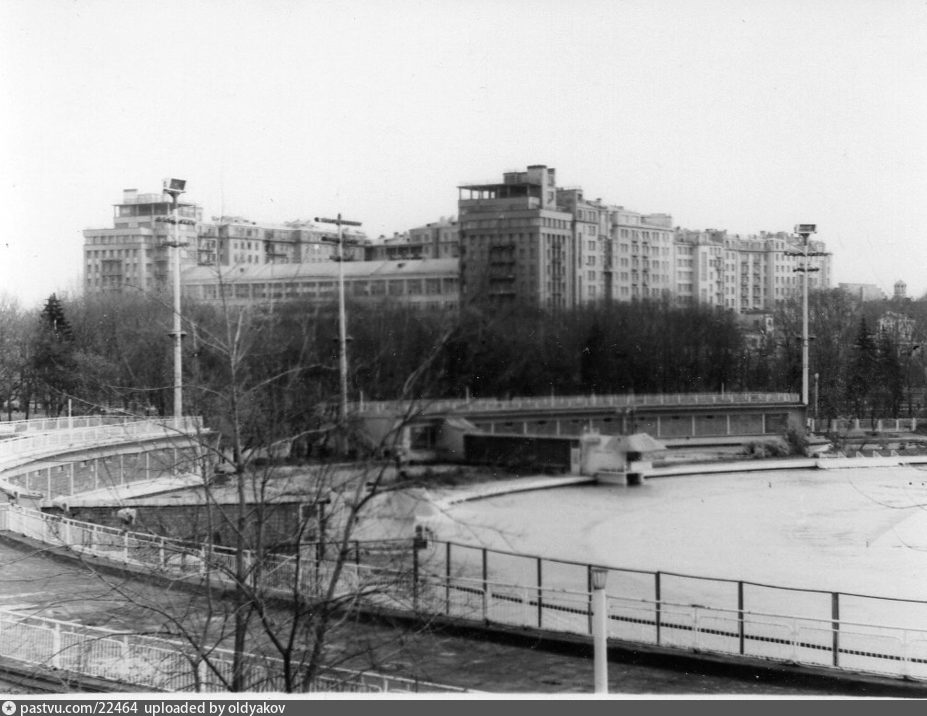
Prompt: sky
<box><xmin>2</xmin><ymin>0</ymin><xmax>927</xmax><ymax>308</ymax></box>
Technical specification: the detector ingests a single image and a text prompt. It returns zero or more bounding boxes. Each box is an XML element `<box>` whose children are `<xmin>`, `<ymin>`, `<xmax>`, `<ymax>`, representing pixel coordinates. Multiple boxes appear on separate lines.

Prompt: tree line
<box><xmin>0</xmin><ymin>287</ymin><xmax>923</xmax><ymax>435</ymax></box>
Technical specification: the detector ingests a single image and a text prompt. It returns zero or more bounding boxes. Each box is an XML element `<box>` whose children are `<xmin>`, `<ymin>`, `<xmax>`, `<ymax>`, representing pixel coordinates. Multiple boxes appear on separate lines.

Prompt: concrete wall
<box><xmin>464</xmin><ymin>434</ymin><xmax>575</xmax><ymax>471</ymax></box>
<box><xmin>67</xmin><ymin>500</ymin><xmax>309</xmax><ymax>550</ymax></box>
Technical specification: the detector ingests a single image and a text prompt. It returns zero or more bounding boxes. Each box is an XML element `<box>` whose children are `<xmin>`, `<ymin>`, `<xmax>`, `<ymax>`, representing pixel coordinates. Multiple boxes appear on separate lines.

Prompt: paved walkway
<box><xmin>0</xmin><ymin>538</ymin><xmax>922</xmax><ymax>696</ymax></box>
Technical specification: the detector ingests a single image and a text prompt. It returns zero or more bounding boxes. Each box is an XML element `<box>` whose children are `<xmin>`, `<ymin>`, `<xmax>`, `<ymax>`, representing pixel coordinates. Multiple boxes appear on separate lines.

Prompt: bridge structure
<box><xmin>0</xmin><ymin>416</ymin><xmax>207</xmax><ymax>510</ymax></box>
<box><xmin>355</xmin><ymin>392</ymin><xmax>809</xmax><ymax>461</ymax></box>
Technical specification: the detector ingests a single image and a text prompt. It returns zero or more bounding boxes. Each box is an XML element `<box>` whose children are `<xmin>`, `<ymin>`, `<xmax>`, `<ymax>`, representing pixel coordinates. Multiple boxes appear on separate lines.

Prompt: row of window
<box><xmin>187</xmin><ymin>276</ymin><xmax>459</xmax><ymax>300</ymax></box>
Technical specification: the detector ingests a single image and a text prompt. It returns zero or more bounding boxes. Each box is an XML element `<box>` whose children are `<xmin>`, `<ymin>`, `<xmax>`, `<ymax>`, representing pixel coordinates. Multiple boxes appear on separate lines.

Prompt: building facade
<box><xmin>83</xmin><ymin>189</ymin><xmax>202</xmax><ymax>294</ymax></box>
<box><xmin>181</xmin><ymin>259</ymin><xmax>459</xmax><ymax>311</ymax></box>
<box><xmin>458</xmin><ymin>165</ymin><xmax>575</xmax><ymax>309</ymax></box>
<box><xmin>365</xmin><ymin>218</ymin><xmax>459</xmax><ymax>262</ymax></box>
<box><xmin>456</xmin><ymin>165</ymin><xmax>831</xmax><ymax>311</ymax></box>
<box><xmin>85</xmin><ymin>173</ymin><xmax>833</xmax><ymax>315</ymax></box>
<box><xmin>85</xmin><ymin>189</ymin><xmax>367</xmax><ymax>296</ymax></box>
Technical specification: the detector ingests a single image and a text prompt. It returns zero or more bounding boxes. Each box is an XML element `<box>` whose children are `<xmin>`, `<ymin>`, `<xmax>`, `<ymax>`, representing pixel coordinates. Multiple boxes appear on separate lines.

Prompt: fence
<box><xmin>3</xmin><ymin>502</ymin><xmax>927</xmax><ymax>684</ymax></box>
<box><xmin>810</xmin><ymin>417</ymin><xmax>918</xmax><ymax>434</ymax></box>
<box><xmin>0</xmin><ymin>418</ymin><xmax>203</xmax><ymax>465</ymax></box>
<box><xmin>354</xmin><ymin>392</ymin><xmax>800</xmax><ymax>416</ymax></box>
<box><xmin>414</xmin><ymin>540</ymin><xmax>927</xmax><ymax>682</ymax></box>
<box><xmin>0</xmin><ymin>608</ymin><xmax>465</xmax><ymax>693</ymax></box>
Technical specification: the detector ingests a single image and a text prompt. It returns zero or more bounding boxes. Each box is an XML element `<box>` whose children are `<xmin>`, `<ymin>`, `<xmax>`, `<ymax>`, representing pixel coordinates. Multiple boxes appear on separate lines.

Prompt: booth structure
<box><xmin>580</xmin><ymin>432</ymin><xmax>667</xmax><ymax>485</ymax></box>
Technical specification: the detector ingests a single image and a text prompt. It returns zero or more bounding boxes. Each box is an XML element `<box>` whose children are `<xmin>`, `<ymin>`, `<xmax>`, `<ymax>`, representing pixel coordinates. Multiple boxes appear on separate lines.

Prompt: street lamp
<box><xmin>162</xmin><ymin>178</ymin><xmax>189</xmax><ymax>422</ymax></box>
<box><xmin>591</xmin><ymin>566</ymin><xmax>609</xmax><ymax>694</ymax></box>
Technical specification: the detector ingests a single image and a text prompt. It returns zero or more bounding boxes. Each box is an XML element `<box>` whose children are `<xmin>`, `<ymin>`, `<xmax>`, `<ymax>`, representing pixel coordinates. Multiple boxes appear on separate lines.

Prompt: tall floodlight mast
<box><xmin>162</xmin><ymin>178</ymin><xmax>189</xmax><ymax>421</ymax></box>
<box><xmin>786</xmin><ymin>224</ymin><xmax>827</xmax><ymax>411</ymax></box>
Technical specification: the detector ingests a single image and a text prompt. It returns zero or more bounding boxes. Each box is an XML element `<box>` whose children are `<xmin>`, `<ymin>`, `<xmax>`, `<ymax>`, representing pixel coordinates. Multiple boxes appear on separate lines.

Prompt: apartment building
<box><xmin>456</xmin><ymin>165</ymin><xmax>831</xmax><ymax>311</ymax></box>
<box><xmin>365</xmin><ymin>218</ymin><xmax>459</xmax><ymax>262</ymax></box>
<box><xmin>85</xmin><ymin>173</ymin><xmax>832</xmax><ymax>315</ymax></box>
<box><xmin>83</xmin><ymin>188</ymin><xmax>202</xmax><ymax>294</ymax></box>
<box><xmin>458</xmin><ymin>166</ymin><xmax>575</xmax><ymax>309</ymax></box>
<box><xmin>85</xmin><ymin>189</ymin><xmax>367</xmax><ymax>295</ymax></box>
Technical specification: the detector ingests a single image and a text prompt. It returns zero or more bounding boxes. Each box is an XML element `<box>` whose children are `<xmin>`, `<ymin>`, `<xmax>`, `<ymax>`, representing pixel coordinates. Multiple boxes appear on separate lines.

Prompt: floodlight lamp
<box><xmin>794</xmin><ymin>224</ymin><xmax>816</xmax><ymax>236</ymax></box>
<box><xmin>591</xmin><ymin>567</ymin><xmax>608</xmax><ymax>590</ymax></box>
<box><xmin>163</xmin><ymin>178</ymin><xmax>187</xmax><ymax>194</ymax></box>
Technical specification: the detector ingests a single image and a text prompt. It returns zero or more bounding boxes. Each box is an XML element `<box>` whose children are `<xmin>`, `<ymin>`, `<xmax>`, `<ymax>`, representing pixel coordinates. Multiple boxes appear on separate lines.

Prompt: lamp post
<box><xmin>591</xmin><ymin>566</ymin><xmax>609</xmax><ymax>694</ymax></box>
<box><xmin>787</xmin><ymin>224</ymin><xmax>826</xmax><ymax>410</ymax></box>
<box><xmin>162</xmin><ymin>178</ymin><xmax>188</xmax><ymax>422</ymax></box>
<box><xmin>315</xmin><ymin>214</ymin><xmax>363</xmax><ymax>438</ymax></box>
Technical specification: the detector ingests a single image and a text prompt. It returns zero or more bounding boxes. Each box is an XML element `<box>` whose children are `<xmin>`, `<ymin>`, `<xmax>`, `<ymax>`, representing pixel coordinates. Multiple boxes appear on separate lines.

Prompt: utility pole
<box><xmin>161</xmin><ymin>178</ymin><xmax>191</xmax><ymax>422</ymax></box>
<box><xmin>786</xmin><ymin>224</ymin><xmax>828</xmax><ymax>408</ymax></box>
<box><xmin>315</xmin><ymin>214</ymin><xmax>363</xmax><ymax>434</ymax></box>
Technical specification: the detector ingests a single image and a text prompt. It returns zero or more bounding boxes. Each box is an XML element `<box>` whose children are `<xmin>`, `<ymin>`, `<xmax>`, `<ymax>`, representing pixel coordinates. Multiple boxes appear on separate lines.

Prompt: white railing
<box><xmin>0</xmin><ymin>415</ymin><xmax>205</xmax><ymax>439</ymax></box>
<box><xmin>352</xmin><ymin>392</ymin><xmax>800</xmax><ymax>416</ymax></box>
<box><xmin>5</xmin><ymin>501</ymin><xmax>927</xmax><ymax>686</ymax></box>
<box><xmin>6</xmin><ymin>502</ymin><xmax>927</xmax><ymax>684</ymax></box>
<box><xmin>418</xmin><ymin>574</ymin><xmax>927</xmax><ymax>682</ymax></box>
<box><xmin>0</xmin><ymin>608</ymin><xmax>465</xmax><ymax>693</ymax></box>
<box><xmin>0</xmin><ymin>418</ymin><xmax>203</xmax><ymax>464</ymax></box>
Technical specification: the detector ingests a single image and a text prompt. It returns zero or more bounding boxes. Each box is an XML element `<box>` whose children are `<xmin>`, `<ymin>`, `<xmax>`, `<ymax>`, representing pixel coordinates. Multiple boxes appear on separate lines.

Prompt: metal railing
<box><xmin>4</xmin><ymin>502</ymin><xmax>927</xmax><ymax>685</ymax></box>
<box><xmin>0</xmin><ymin>415</ymin><xmax>178</xmax><ymax>435</ymax></box>
<box><xmin>0</xmin><ymin>607</ymin><xmax>465</xmax><ymax>693</ymax></box>
<box><xmin>353</xmin><ymin>392</ymin><xmax>800</xmax><ymax>416</ymax></box>
<box><xmin>0</xmin><ymin>418</ymin><xmax>203</xmax><ymax>463</ymax></box>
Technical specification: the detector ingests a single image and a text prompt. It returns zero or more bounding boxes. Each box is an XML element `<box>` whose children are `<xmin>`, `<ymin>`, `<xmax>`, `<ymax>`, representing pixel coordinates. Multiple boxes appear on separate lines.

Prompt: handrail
<box><xmin>350</xmin><ymin>392</ymin><xmax>801</xmax><ymax>415</ymax></box>
<box><xmin>0</xmin><ymin>607</ymin><xmax>466</xmax><ymax>693</ymax></box>
<box><xmin>4</xmin><ymin>503</ymin><xmax>927</xmax><ymax>684</ymax></box>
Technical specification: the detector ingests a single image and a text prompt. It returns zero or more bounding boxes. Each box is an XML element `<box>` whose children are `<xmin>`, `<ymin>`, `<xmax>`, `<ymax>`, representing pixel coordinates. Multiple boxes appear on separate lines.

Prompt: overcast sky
<box><xmin>2</xmin><ymin>0</ymin><xmax>926</xmax><ymax>308</ymax></box>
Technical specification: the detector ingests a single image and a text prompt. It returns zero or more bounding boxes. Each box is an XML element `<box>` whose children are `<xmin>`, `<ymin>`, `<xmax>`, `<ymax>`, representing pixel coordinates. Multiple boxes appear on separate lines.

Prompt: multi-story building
<box><xmin>86</xmin><ymin>173</ymin><xmax>833</xmax><ymax>315</ymax></box>
<box><xmin>612</xmin><ymin>209</ymin><xmax>675</xmax><ymax>302</ymax></box>
<box><xmin>83</xmin><ymin>188</ymin><xmax>203</xmax><ymax>294</ymax></box>
<box><xmin>674</xmin><ymin>229</ymin><xmax>831</xmax><ymax>311</ymax></box>
<box><xmin>85</xmin><ymin>189</ymin><xmax>367</xmax><ymax>295</ymax></box>
<box><xmin>458</xmin><ymin>165</ymin><xmax>574</xmax><ymax>309</ymax></box>
<box><xmin>456</xmin><ymin>165</ymin><xmax>832</xmax><ymax>311</ymax></box>
<box><xmin>199</xmin><ymin>217</ymin><xmax>365</xmax><ymax>267</ymax></box>
<box><xmin>364</xmin><ymin>218</ymin><xmax>459</xmax><ymax>262</ymax></box>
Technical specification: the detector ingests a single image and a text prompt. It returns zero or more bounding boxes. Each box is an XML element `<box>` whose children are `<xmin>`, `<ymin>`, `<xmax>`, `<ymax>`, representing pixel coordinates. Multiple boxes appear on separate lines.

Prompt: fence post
<box><xmin>481</xmin><ymin>548</ymin><xmax>488</xmax><ymax>623</ymax></box>
<box><xmin>738</xmin><ymin>581</ymin><xmax>745</xmax><ymax>655</ymax></box>
<box><xmin>655</xmin><ymin>572</ymin><xmax>662</xmax><ymax>646</ymax></box>
<box><xmin>51</xmin><ymin>622</ymin><xmax>62</xmax><ymax>669</ymax></box>
<box><xmin>832</xmin><ymin>592</ymin><xmax>840</xmax><ymax>667</ymax></box>
<box><xmin>587</xmin><ymin>565</ymin><xmax>593</xmax><ymax>635</ymax></box>
<box><xmin>123</xmin><ymin>532</ymin><xmax>129</xmax><ymax>562</ymax></box>
<box><xmin>693</xmin><ymin>606</ymin><xmax>701</xmax><ymax>651</ymax></box>
<box><xmin>536</xmin><ymin>557</ymin><xmax>543</xmax><ymax>629</ymax></box>
<box><xmin>445</xmin><ymin>542</ymin><xmax>451</xmax><ymax>616</ymax></box>
<box><xmin>198</xmin><ymin>659</ymin><xmax>208</xmax><ymax>692</ymax></box>
<box><xmin>412</xmin><ymin>537</ymin><xmax>419</xmax><ymax>612</ymax></box>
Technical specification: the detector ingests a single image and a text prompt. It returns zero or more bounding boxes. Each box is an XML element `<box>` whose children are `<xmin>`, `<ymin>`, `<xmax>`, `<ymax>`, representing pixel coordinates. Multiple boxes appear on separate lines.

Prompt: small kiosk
<box><xmin>579</xmin><ymin>432</ymin><xmax>667</xmax><ymax>485</ymax></box>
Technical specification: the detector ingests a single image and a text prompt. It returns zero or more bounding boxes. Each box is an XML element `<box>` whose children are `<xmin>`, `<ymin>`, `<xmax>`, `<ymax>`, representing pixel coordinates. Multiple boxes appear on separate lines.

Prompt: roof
<box><xmin>182</xmin><ymin>258</ymin><xmax>460</xmax><ymax>284</ymax></box>
<box><xmin>603</xmin><ymin>433</ymin><xmax>667</xmax><ymax>454</ymax></box>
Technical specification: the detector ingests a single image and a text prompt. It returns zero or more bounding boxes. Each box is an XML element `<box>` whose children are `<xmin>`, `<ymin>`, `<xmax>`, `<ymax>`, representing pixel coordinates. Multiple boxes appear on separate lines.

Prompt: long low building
<box><xmin>181</xmin><ymin>258</ymin><xmax>460</xmax><ymax>310</ymax></box>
